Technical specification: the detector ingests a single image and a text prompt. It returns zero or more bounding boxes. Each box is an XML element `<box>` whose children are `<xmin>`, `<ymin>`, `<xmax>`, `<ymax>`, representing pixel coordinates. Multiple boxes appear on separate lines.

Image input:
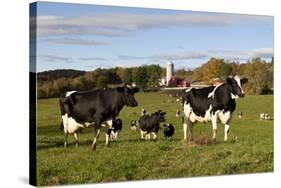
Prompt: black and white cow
<box><xmin>163</xmin><ymin>123</ymin><xmax>175</xmax><ymax>139</ymax></box>
<box><xmin>141</xmin><ymin>108</ymin><xmax>146</xmax><ymax>116</ymax></box>
<box><xmin>139</xmin><ymin>110</ymin><xmax>166</xmax><ymax>140</ymax></box>
<box><xmin>130</xmin><ymin>120</ymin><xmax>138</xmax><ymax>131</ymax></box>
<box><xmin>182</xmin><ymin>75</ymin><xmax>248</xmax><ymax>142</ymax></box>
<box><xmin>59</xmin><ymin>86</ymin><xmax>139</xmax><ymax>150</ymax></box>
<box><xmin>106</xmin><ymin>118</ymin><xmax>122</xmax><ymax>142</ymax></box>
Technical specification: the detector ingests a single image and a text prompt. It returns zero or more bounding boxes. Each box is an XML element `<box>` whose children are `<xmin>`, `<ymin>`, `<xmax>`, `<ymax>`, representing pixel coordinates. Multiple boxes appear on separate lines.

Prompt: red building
<box><xmin>168</xmin><ymin>76</ymin><xmax>190</xmax><ymax>87</ymax></box>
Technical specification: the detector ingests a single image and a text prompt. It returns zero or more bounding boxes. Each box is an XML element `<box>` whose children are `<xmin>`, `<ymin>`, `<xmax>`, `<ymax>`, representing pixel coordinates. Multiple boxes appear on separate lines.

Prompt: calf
<box><xmin>139</xmin><ymin>110</ymin><xmax>166</xmax><ymax>140</ymax></box>
<box><xmin>130</xmin><ymin>120</ymin><xmax>138</xmax><ymax>131</ymax></box>
<box><xmin>141</xmin><ymin>108</ymin><xmax>146</xmax><ymax>116</ymax></box>
<box><xmin>106</xmin><ymin>118</ymin><xmax>122</xmax><ymax>143</ymax></box>
<box><xmin>163</xmin><ymin>123</ymin><xmax>175</xmax><ymax>139</ymax></box>
<box><xmin>182</xmin><ymin>75</ymin><xmax>248</xmax><ymax>142</ymax></box>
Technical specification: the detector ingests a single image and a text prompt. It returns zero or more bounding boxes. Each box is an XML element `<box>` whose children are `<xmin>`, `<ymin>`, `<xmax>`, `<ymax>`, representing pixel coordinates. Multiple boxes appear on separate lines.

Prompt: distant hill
<box><xmin>37</xmin><ymin>69</ymin><xmax>86</xmax><ymax>82</ymax></box>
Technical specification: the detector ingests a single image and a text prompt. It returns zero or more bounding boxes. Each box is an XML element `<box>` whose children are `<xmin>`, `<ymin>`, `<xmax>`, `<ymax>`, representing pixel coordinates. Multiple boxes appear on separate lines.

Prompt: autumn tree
<box><xmin>192</xmin><ymin>67</ymin><xmax>203</xmax><ymax>82</ymax></box>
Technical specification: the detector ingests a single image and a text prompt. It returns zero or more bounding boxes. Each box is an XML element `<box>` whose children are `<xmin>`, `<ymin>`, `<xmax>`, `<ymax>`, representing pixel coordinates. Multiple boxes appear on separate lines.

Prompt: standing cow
<box><xmin>182</xmin><ymin>75</ymin><xmax>248</xmax><ymax>142</ymax></box>
<box><xmin>59</xmin><ymin>86</ymin><xmax>139</xmax><ymax>150</ymax></box>
<box><xmin>139</xmin><ymin>110</ymin><xmax>166</xmax><ymax>140</ymax></box>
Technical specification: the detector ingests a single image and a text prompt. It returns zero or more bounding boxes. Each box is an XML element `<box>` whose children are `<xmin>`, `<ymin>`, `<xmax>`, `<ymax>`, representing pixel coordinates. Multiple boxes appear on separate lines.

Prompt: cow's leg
<box><xmin>64</xmin><ymin>132</ymin><xmax>68</xmax><ymax>147</ymax></box>
<box><xmin>224</xmin><ymin>124</ymin><xmax>230</xmax><ymax>141</ymax></box>
<box><xmin>105</xmin><ymin>133</ymin><xmax>110</xmax><ymax>147</ymax></box>
<box><xmin>219</xmin><ymin>111</ymin><xmax>232</xmax><ymax>141</ymax></box>
<box><xmin>211</xmin><ymin>113</ymin><xmax>218</xmax><ymax>141</ymax></box>
<box><xmin>188</xmin><ymin>123</ymin><xmax>194</xmax><ymax>142</ymax></box>
<box><xmin>114</xmin><ymin>132</ymin><xmax>119</xmax><ymax>140</ymax></box>
<box><xmin>152</xmin><ymin>132</ymin><xmax>157</xmax><ymax>140</ymax></box>
<box><xmin>183</xmin><ymin>104</ymin><xmax>192</xmax><ymax>141</ymax></box>
<box><xmin>74</xmin><ymin>132</ymin><xmax>79</xmax><ymax>147</ymax></box>
<box><xmin>183</xmin><ymin>118</ymin><xmax>194</xmax><ymax>142</ymax></box>
<box><xmin>183</xmin><ymin>122</ymin><xmax>188</xmax><ymax>141</ymax></box>
<box><xmin>145</xmin><ymin>133</ymin><xmax>148</xmax><ymax>140</ymax></box>
<box><xmin>140</xmin><ymin>130</ymin><xmax>146</xmax><ymax>139</ymax></box>
<box><xmin>145</xmin><ymin>133</ymin><xmax>150</xmax><ymax>140</ymax></box>
<box><xmin>91</xmin><ymin>124</ymin><xmax>101</xmax><ymax>150</ymax></box>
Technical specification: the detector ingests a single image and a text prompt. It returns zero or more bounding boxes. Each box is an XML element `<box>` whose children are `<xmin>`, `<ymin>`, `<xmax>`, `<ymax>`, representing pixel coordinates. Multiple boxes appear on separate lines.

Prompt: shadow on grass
<box><xmin>37</xmin><ymin>135</ymin><xmax>182</xmax><ymax>150</ymax></box>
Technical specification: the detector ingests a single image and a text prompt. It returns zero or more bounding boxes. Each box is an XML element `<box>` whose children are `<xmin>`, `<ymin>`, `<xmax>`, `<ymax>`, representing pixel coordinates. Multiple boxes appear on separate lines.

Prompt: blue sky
<box><xmin>34</xmin><ymin>2</ymin><xmax>274</xmax><ymax>72</ymax></box>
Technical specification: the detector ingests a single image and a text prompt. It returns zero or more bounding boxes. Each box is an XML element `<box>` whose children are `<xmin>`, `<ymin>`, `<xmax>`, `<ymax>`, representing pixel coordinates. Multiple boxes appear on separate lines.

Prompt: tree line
<box><xmin>37</xmin><ymin>57</ymin><xmax>273</xmax><ymax>99</ymax></box>
<box><xmin>37</xmin><ymin>65</ymin><xmax>165</xmax><ymax>99</ymax></box>
<box><xmin>192</xmin><ymin>57</ymin><xmax>273</xmax><ymax>94</ymax></box>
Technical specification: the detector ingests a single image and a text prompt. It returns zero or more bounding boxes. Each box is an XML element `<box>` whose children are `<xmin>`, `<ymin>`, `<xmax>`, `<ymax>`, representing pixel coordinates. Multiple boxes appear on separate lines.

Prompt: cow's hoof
<box><xmin>91</xmin><ymin>143</ymin><xmax>96</xmax><ymax>151</ymax></box>
<box><xmin>75</xmin><ymin>143</ymin><xmax>79</xmax><ymax>147</ymax></box>
<box><xmin>64</xmin><ymin>143</ymin><xmax>68</xmax><ymax>148</ymax></box>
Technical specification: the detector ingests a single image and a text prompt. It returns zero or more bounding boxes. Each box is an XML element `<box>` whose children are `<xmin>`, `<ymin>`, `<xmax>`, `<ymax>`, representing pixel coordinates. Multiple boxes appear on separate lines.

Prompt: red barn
<box><xmin>168</xmin><ymin>76</ymin><xmax>190</xmax><ymax>87</ymax></box>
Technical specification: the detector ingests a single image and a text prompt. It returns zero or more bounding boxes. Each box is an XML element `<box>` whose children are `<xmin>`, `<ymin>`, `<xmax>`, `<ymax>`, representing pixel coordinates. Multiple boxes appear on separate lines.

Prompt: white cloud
<box><xmin>35</xmin><ymin>13</ymin><xmax>272</xmax><ymax>37</ymax></box>
<box><xmin>39</xmin><ymin>55</ymin><xmax>73</xmax><ymax>63</ymax></box>
<box><xmin>250</xmin><ymin>48</ymin><xmax>273</xmax><ymax>58</ymax></box>
<box><xmin>118</xmin><ymin>51</ymin><xmax>207</xmax><ymax>61</ymax></box>
<box><xmin>118</xmin><ymin>47</ymin><xmax>273</xmax><ymax>63</ymax></box>
<box><xmin>208</xmin><ymin>48</ymin><xmax>273</xmax><ymax>60</ymax></box>
<box><xmin>152</xmin><ymin>51</ymin><xmax>208</xmax><ymax>61</ymax></box>
<box><xmin>118</xmin><ymin>55</ymin><xmax>147</xmax><ymax>60</ymax></box>
<box><xmin>79</xmin><ymin>57</ymin><xmax>107</xmax><ymax>61</ymax></box>
<box><xmin>45</xmin><ymin>37</ymin><xmax>108</xmax><ymax>46</ymax></box>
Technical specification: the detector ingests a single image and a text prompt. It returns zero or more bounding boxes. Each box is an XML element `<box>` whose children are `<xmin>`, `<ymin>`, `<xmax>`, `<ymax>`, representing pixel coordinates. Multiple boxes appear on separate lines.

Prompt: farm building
<box><xmin>168</xmin><ymin>75</ymin><xmax>190</xmax><ymax>87</ymax></box>
<box><xmin>160</xmin><ymin>61</ymin><xmax>190</xmax><ymax>88</ymax></box>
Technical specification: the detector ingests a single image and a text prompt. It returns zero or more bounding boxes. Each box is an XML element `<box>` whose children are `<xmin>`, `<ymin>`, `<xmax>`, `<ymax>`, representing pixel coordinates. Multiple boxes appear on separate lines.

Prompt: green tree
<box><xmin>123</xmin><ymin>68</ymin><xmax>133</xmax><ymax>84</ymax></box>
<box><xmin>134</xmin><ymin>66</ymin><xmax>148</xmax><ymax>89</ymax></box>
<box><xmin>147</xmin><ymin>64</ymin><xmax>162</xmax><ymax>88</ymax></box>
<box><xmin>218</xmin><ymin>63</ymin><xmax>232</xmax><ymax>78</ymax></box>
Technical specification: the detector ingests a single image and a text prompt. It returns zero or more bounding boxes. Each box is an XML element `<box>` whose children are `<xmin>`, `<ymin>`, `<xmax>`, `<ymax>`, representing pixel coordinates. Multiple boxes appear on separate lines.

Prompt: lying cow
<box><xmin>163</xmin><ymin>123</ymin><xmax>175</xmax><ymax>139</ymax></box>
<box><xmin>260</xmin><ymin>113</ymin><xmax>271</xmax><ymax>120</ymax></box>
<box><xmin>139</xmin><ymin>110</ymin><xmax>166</xmax><ymax>140</ymax></box>
<box><xmin>238</xmin><ymin>112</ymin><xmax>243</xmax><ymax>119</ymax></box>
<box><xmin>182</xmin><ymin>75</ymin><xmax>248</xmax><ymax>142</ymax></box>
<box><xmin>59</xmin><ymin>86</ymin><xmax>139</xmax><ymax>150</ymax></box>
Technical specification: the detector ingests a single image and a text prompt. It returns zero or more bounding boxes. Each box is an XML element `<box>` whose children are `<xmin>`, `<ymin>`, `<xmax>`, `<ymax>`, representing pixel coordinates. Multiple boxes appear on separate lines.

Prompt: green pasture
<box><xmin>36</xmin><ymin>93</ymin><xmax>273</xmax><ymax>186</ymax></box>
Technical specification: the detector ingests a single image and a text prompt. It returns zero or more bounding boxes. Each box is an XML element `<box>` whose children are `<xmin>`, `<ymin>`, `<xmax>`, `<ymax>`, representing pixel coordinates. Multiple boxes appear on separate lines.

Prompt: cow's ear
<box><xmin>163</xmin><ymin>124</ymin><xmax>167</xmax><ymax>127</ymax></box>
<box><xmin>241</xmin><ymin>78</ymin><xmax>248</xmax><ymax>84</ymax></box>
<box><xmin>132</xmin><ymin>87</ymin><xmax>139</xmax><ymax>93</ymax></box>
<box><xmin>161</xmin><ymin>112</ymin><xmax>166</xmax><ymax>116</ymax></box>
<box><xmin>117</xmin><ymin>86</ymin><xmax>125</xmax><ymax>93</ymax></box>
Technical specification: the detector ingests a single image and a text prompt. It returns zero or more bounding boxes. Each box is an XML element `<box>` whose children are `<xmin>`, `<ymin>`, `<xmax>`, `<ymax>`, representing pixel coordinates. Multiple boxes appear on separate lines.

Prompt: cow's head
<box><xmin>163</xmin><ymin>123</ymin><xmax>172</xmax><ymax>128</ymax></box>
<box><xmin>153</xmin><ymin>110</ymin><xmax>166</xmax><ymax>123</ymax></box>
<box><xmin>226</xmin><ymin>75</ymin><xmax>248</xmax><ymax>98</ymax></box>
<box><xmin>117</xmin><ymin>86</ymin><xmax>139</xmax><ymax>107</ymax></box>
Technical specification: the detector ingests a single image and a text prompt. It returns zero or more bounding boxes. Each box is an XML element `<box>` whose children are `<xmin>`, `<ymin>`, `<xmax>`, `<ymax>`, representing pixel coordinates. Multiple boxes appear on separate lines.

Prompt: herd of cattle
<box><xmin>59</xmin><ymin>75</ymin><xmax>249</xmax><ymax>150</ymax></box>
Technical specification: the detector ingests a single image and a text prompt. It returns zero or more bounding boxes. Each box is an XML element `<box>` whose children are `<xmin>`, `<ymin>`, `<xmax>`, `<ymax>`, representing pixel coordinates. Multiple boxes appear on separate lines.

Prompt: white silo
<box><xmin>166</xmin><ymin>61</ymin><xmax>174</xmax><ymax>85</ymax></box>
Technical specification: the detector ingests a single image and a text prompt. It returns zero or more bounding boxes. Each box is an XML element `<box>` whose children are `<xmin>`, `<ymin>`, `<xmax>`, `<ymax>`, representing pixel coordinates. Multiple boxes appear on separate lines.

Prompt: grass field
<box><xmin>37</xmin><ymin>93</ymin><xmax>273</xmax><ymax>186</ymax></box>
